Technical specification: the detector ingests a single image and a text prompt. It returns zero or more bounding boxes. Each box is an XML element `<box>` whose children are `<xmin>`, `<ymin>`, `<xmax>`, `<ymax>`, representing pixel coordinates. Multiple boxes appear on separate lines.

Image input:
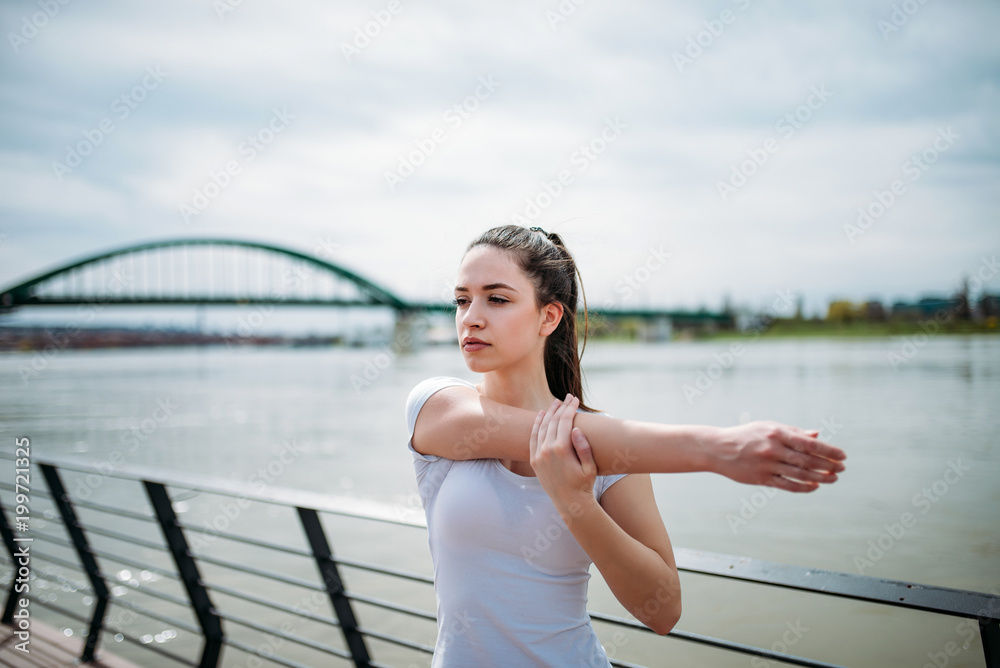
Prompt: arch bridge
<box><xmin>0</xmin><ymin>237</ymin><xmax>733</xmax><ymax>338</ymax></box>
<box><xmin>0</xmin><ymin>238</ymin><xmax>432</xmax><ymax>313</ymax></box>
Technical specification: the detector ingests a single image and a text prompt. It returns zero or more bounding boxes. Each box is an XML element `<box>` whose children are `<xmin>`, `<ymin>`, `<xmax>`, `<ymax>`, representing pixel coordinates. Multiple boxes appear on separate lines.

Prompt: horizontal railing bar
<box><xmin>109</xmin><ymin>595</ymin><xmax>201</xmax><ymax>634</ymax></box>
<box><xmin>26</xmin><ymin>528</ymin><xmax>76</xmax><ymax>550</ymax></box>
<box><xmin>336</xmin><ymin>555</ymin><xmax>434</xmax><ymax>585</ymax></box>
<box><xmin>103</xmin><ymin>621</ymin><xmax>200</xmax><ymax>666</ymax></box>
<box><xmin>87</xmin><ymin>544</ymin><xmax>181</xmax><ymax>582</ymax></box>
<box><xmin>219</xmin><ymin>607</ymin><xmax>351</xmax><ymax>658</ymax></box>
<box><xmin>83</xmin><ymin>523</ymin><xmax>167</xmax><ymax>551</ymax></box>
<box><xmin>176</xmin><ymin>521</ymin><xmax>313</xmax><ymax>558</ymax></box>
<box><xmin>27</xmin><ymin>552</ymin><xmax>196</xmax><ymax>622</ymax></box>
<box><xmin>203</xmin><ymin>581</ymin><xmax>341</xmax><ymax>628</ymax></box>
<box><xmin>674</xmin><ymin>547</ymin><xmax>999</xmax><ymax>620</ymax></box>
<box><xmin>222</xmin><ymin>635</ymin><xmax>332</xmax><ymax>668</ymax></box>
<box><xmin>32</xmin><ymin>565</ymin><xmax>196</xmax><ymax>640</ymax></box>
<box><xmin>33</xmin><ymin>550</ymin><xmax>91</xmax><ymax>575</ymax></box>
<box><xmin>345</xmin><ymin>591</ymin><xmax>436</xmax><ymax>622</ymax></box>
<box><xmin>589</xmin><ymin>611</ymin><xmax>846</xmax><ymax>668</ymax></box>
<box><xmin>73</xmin><ymin>497</ymin><xmax>157</xmax><ymax>523</ymax></box>
<box><xmin>33</xmin><ymin>596</ymin><xmax>91</xmax><ymax>625</ymax></box>
<box><xmin>4</xmin><ymin>451</ymin><xmax>995</xmax><ymax>639</ymax></box>
<box><xmin>0</xmin><ymin>451</ymin><xmax>426</xmax><ymax>529</ymax></box>
<box><xmin>0</xmin><ymin>480</ymin><xmax>54</xmax><ymax>500</ymax></box>
<box><xmin>355</xmin><ymin>625</ymin><xmax>434</xmax><ymax>654</ymax></box>
<box><xmin>110</xmin><ymin>579</ymin><xmax>198</xmax><ymax>611</ymax></box>
<box><xmin>192</xmin><ymin>552</ymin><xmax>324</xmax><ymax>592</ymax></box>
<box><xmin>609</xmin><ymin>658</ymin><xmax>646</xmax><ymax>668</ymax></box>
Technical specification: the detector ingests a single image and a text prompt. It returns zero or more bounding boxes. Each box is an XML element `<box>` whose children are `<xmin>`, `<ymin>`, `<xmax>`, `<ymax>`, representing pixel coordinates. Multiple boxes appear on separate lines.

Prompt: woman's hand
<box><xmin>529</xmin><ymin>394</ymin><xmax>598</xmax><ymax>518</ymax></box>
<box><xmin>710</xmin><ymin>420</ymin><xmax>846</xmax><ymax>492</ymax></box>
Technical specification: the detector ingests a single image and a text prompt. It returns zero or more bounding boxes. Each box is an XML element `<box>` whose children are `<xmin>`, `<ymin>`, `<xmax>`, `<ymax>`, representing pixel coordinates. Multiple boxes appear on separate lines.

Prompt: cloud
<box><xmin>1</xmin><ymin>0</ymin><xmax>998</xmax><ymax>321</ymax></box>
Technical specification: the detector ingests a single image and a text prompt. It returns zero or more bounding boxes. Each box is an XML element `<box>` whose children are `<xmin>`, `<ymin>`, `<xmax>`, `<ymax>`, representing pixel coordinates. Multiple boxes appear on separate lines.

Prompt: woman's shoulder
<box><xmin>408</xmin><ymin>375</ymin><xmax>477</xmax><ymax>398</ymax></box>
<box><xmin>405</xmin><ymin>376</ymin><xmax>478</xmax><ymax>423</ymax></box>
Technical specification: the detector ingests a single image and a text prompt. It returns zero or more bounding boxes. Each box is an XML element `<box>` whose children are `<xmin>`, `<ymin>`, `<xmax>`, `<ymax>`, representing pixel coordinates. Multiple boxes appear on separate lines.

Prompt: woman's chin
<box><xmin>463</xmin><ymin>355</ymin><xmax>498</xmax><ymax>374</ymax></box>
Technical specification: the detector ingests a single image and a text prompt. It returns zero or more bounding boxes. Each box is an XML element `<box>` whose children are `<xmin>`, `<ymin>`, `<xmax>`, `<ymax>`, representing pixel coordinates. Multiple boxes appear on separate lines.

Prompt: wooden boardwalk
<box><xmin>0</xmin><ymin>621</ymin><xmax>140</xmax><ymax>668</ymax></box>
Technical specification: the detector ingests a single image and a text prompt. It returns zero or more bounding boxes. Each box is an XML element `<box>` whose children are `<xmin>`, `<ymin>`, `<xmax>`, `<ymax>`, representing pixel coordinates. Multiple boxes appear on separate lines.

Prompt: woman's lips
<box><xmin>463</xmin><ymin>341</ymin><xmax>489</xmax><ymax>352</ymax></box>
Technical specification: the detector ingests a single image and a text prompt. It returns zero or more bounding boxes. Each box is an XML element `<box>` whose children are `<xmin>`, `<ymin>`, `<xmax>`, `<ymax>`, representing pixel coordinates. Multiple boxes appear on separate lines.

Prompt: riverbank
<box><xmin>691</xmin><ymin>316</ymin><xmax>999</xmax><ymax>340</ymax></box>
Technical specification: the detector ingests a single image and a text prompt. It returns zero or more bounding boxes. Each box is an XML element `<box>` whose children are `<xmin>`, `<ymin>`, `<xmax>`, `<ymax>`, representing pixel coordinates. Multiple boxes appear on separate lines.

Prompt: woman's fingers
<box><xmin>769</xmin><ymin>474</ymin><xmax>819</xmax><ymax>493</ymax></box>
<box><xmin>537</xmin><ymin>397</ymin><xmax>560</xmax><ymax>444</ymax></box>
<box><xmin>529</xmin><ymin>409</ymin><xmax>544</xmax><ymax>457</ymax></box>
<box><xmin>773</xmin><ymin>462</ymin><xmax>836</xmax><ymax>484</ymax></box>
<box><xmin>572</xmin><ymin>427</ymin><xmax>596</xmax><ymax>477</ymax></box>
<box><xmin>555</xmin><ymin>395</ymin><xmax>579</xmax><ymax>447</ymax></box>
<box><xmin>786</xmin><ymin>429</ymin><xmax>846</xmax><ymax>465</ymax></box>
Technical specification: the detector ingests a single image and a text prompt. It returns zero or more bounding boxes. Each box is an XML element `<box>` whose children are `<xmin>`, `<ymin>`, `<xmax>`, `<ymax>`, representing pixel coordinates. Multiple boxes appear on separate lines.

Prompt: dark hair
<box><xmin>465</xmin><ymin>224</ymin><xmax>598</xmax><ymax>412</ymax></box>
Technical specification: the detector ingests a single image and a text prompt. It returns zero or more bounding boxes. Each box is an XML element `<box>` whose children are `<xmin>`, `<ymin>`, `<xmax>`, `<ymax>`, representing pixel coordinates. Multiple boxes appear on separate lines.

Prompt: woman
<box><xmin>405</xmin><ymin>224</ymin><xmax>845</xmax><ymax>666</ymax></box>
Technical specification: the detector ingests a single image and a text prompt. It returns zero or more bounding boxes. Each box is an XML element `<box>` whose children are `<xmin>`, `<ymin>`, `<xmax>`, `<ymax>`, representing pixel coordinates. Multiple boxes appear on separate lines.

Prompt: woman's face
<box><xmin>454</xmin><ymin>245</ymin><xmax>562</xmax><ymax>374</ymax></box>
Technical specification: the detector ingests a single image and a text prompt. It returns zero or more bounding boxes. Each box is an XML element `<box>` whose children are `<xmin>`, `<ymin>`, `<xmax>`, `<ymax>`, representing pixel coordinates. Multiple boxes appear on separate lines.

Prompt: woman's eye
<box><xmin>452</xmin><ymin>296</ymin><xmax>506</xmax><ymax>306</ymax></box>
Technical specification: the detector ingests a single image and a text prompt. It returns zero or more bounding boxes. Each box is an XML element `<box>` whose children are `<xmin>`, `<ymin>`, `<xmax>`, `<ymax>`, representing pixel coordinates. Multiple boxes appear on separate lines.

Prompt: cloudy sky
<box><xmin>1</xmin><ymin>0</ymin><xmax>998</xmax><ymax>323</ymax></box>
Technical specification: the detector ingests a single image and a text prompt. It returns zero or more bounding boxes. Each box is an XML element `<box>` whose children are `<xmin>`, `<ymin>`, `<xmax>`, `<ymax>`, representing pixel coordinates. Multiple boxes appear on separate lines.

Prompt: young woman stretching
<box><xmin>405</xmin><ymin>225</ymin><xmax>846</xmax><ymax>666</ymax></box>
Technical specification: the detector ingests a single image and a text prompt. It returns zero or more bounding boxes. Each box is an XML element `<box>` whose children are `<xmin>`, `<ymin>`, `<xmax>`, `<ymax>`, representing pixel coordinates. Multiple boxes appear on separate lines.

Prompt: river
<box><xmin>1</xmin><ymin>335</ymin><xmax>997</xmax><ymax>667</ymax></box>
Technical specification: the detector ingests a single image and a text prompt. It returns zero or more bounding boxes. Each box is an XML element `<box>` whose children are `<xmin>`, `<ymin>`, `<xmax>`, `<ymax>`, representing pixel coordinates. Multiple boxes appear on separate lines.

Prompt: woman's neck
<box><xmin>477</xmin><ymin>363</ymin><xmax>556</xmax><ymax>413</ymax></box>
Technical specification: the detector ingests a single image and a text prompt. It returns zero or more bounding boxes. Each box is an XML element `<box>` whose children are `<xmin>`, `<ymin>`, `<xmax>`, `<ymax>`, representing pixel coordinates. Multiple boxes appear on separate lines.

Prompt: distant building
<box><xmin>977</xmin><ymin>294</ymin><xmax>1000</xmax><ymax>319</ymax></box>
<box><xmin>861</xmin><ymin>300</ymin><xmax>886</xmax><ymax>321</ymax></box>
<box><xmin>890</xmin><ymin>296</ymin><xmax>963</xmax><ymax>321</ymax></box>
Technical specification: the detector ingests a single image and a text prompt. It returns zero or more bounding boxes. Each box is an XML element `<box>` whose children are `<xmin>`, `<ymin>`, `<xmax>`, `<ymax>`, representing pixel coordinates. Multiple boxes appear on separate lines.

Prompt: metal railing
<box><xmin>0</xmin><ymin>451</ymin><xmax>997</xmax><ymax>668</ymax></box>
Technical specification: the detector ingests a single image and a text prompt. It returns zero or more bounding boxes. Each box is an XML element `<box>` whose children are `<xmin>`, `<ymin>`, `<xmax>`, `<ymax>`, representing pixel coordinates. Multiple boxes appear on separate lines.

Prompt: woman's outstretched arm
<box><xmin>410</xmin><ymin>385</ymin><xmax>845</xmax><ymax>492</ymax></box>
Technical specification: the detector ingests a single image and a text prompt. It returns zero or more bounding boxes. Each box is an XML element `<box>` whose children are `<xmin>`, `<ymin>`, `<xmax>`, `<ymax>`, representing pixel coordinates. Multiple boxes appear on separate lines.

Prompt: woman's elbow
<box><xmin>634</xmin><ymin>579</ymin><xmax>681</xmax><ymax>635</ymax></box>
<box><xmin>649</xmin><ymin>600</ymin><xmax>681</xmax><ymax>635</ymax></box>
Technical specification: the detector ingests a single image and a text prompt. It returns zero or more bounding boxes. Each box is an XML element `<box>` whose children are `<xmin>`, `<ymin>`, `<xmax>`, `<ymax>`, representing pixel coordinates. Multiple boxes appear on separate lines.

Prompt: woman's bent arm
<box><xmin>411</xmin><ymin>385</ymin><xmax>846</xmax><ymax>491</ymax></box>
<box><xmin>528</xmin><ymin>398</ymin><xmax>680</xmax><ymax>634</ymax></box>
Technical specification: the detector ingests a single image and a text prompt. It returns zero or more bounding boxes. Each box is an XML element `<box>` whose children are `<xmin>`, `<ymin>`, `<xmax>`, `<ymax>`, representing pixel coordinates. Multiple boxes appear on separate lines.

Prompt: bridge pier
<box><xmin>393</xmin><ymin>310</ymin><xmax>429</xmax><ymax>352</ymax></box>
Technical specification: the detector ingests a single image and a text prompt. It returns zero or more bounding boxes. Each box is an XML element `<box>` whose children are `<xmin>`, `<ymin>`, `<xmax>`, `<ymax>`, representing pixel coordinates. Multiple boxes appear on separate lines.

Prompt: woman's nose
<box><xmin>461</xmin><ymin>299</ymin><xmax>484</xmax><ymax>328</ymax></box>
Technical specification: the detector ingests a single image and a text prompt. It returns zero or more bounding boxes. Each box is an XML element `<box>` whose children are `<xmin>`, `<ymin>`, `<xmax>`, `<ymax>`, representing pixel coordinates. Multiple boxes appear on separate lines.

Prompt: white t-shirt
<box><xmin>405</xmin><ymin>376</ymin><xmax>628</xmax><ymax>667</ymax></box>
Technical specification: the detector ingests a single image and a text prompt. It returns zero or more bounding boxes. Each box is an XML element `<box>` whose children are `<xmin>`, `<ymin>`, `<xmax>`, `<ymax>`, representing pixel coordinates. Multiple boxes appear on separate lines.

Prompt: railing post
<box><xmin>0</xmin><ymin>497</ymin><xmax>21</xmax><ymax>624</ymax></box>
<box><xmin>39</xmin><ymin>463</ymin><xmax>110</xmax><ymax>662</ymax></box>
<box><xmin>144</xmin><ymin>481</ymin><xmax>224</xmax><ymax>668</ymax></box>
<box><xmin>297</xmin><ymin>506</ymin><xmax>372</xmax><ymax>668</ymax></box>
<box><xmin>983</xmin><ymin>618</ymin><xmax>999</xmax><ymax>668</ymax></box>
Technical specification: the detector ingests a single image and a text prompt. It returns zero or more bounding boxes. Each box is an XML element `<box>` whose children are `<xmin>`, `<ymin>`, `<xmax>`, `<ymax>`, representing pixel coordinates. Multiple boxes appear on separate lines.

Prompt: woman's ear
<box><xmin>539</xmin><ymin>301</ymin><xmax>564</xmax><ymax>336</ymax></box>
